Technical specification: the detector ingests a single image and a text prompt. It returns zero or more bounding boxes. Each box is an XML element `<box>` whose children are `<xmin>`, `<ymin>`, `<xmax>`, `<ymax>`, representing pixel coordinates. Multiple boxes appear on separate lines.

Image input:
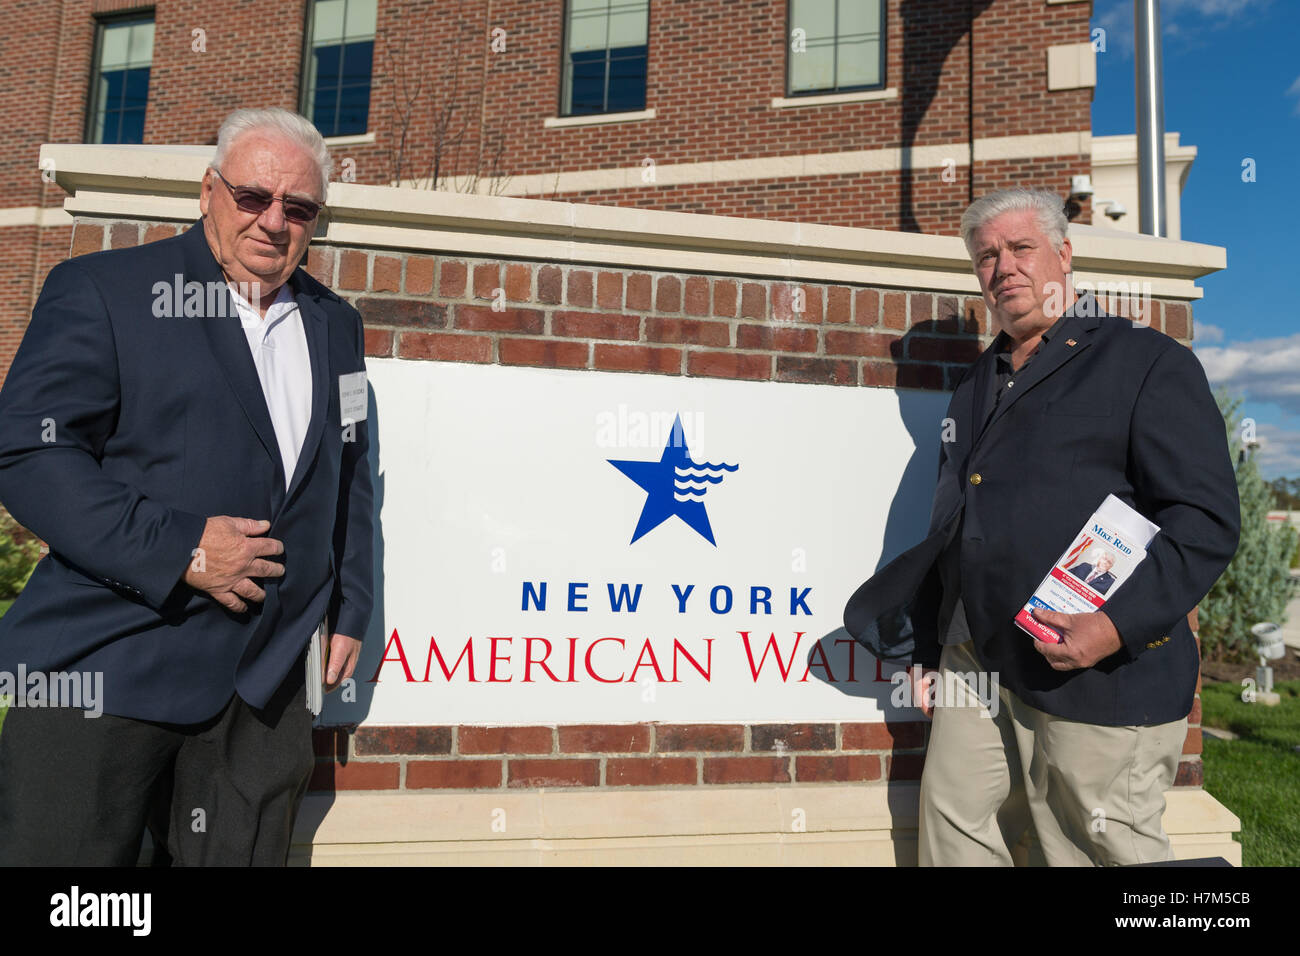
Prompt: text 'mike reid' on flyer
<box><xmin>1015</xmin><ymin>494</ymin><xmax>1162</xmax><ymax>644</ymax></box>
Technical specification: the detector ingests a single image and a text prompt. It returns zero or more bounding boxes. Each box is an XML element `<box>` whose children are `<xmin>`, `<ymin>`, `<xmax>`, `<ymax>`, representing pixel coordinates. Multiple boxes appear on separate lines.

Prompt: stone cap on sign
<box><xmin>40</xmin><ymin>143</ymin><xmax>1224</xmax><ymax>301</ymax></box>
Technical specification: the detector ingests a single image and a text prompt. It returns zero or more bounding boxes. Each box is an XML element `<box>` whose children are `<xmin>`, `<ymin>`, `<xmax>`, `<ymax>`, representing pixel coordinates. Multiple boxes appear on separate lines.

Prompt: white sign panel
<box><xmin>325</xmin><ymin>360</ymin><xmax>948</xmax><ymax>726</ymax></box>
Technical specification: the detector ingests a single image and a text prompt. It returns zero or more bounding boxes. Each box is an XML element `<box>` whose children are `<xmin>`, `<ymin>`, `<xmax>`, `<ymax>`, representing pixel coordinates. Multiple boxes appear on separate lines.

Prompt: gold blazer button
<box><xmin>969</xmin><ymin>473</ymin><xmax>982</xmax><ymax>486</ymax></box>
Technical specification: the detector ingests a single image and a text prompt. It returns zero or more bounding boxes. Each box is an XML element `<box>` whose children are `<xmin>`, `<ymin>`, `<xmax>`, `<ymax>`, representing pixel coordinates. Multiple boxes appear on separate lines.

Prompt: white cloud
<box><xmin>1093</xmin><ymin>0</ymin><xmax>1274</xmax><ymax>57</ymax></box>
<box><xmin>1193</xmin><ymin>322</ymin><xmax>1225</xmax><ymax>345</ymax></box>
<box><xmin>1164</xmin><ymin>0</ymin><xmax>1271</xmax><ymax>15</ymax></box>
<box><xmin>1288</xmin><ymin>75</ymin><xmax>1300</xmax><ymax>115</ymax></box>
<box><xmin>1253</xmin><ymin>422</ymin><xmax>1300</xmax><ymax>479</ymax></box>
<box><xmin>1196</xmin><ymin>332</ymin><xmax>1300</xmax><ymax>415</ymax></box>
<box><xmin>1093</xmin><ymin>3</ymin><xmax>1135</xmax><ymax>55</ymax></box>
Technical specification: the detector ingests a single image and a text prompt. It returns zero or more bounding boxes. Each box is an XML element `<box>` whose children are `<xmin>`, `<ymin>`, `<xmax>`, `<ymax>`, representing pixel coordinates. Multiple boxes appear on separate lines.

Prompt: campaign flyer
<box><xmin>1015</xmin><ymin>494</ymin><xmax>1161</xmax><ymax>644</ymax></box>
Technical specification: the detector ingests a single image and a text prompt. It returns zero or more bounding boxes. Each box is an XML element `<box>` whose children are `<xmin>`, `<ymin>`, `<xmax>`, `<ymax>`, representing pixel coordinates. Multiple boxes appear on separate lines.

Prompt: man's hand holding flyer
<box><xmin>1015</xmin><ymin>494</ymin><xmax>1161</xmax><ymax>644</ymax></box>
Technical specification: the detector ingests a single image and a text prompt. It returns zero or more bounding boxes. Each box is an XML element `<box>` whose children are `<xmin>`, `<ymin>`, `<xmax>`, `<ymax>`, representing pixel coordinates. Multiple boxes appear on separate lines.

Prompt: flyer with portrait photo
<box><xmin>1015</xmin><ymin>494</ymin><xmax>1161</xmax><ymax>644</ymax></box>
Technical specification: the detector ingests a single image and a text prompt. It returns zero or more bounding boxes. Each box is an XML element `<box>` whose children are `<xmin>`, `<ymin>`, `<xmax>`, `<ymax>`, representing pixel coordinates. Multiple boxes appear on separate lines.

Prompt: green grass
<box><xmin>1200</xmin><ymin>678</ymin><xmax>1300</xmax><ymax>867</ymax></box>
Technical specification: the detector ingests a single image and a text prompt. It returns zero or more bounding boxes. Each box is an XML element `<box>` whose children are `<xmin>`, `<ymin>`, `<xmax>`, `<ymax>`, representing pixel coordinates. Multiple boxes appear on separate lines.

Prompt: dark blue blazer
<box><xmin>844</xmin><ymin>294</ymin><xmax>1240</xmax><ymax>725</ymax></box>
<box><xmin>0</xmin><ymin>220</ymin><xmax>374</xmax><ymax>723</ymax></box>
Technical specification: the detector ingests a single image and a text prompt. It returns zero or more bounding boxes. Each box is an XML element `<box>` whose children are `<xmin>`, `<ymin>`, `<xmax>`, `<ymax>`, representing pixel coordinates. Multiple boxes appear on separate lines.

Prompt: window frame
<box><xmin>85</xmin><ymin>12</ymin><xmax>155</xmax><ymax>144</ymax></box>
<box><xmin>299</xmin><ymin>0</ymin><xmax>377</xmax><ymax>139</ymax></box>
<box><xmin>784</xmin><ymin>0</ymin><xmax>887</xmax><ymax>99</ymax></box>
<box><xmin>558</xmin><ymin>0</ymin><xmax>652</xmax><ymax>118</ymax></box>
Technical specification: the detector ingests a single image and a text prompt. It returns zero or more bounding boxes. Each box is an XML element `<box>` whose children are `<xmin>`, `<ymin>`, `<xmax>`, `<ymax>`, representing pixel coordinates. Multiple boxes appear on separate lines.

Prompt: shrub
<box><xmin>0</xmin><ymin>508</ymin><xmax>41</xmax><ymax>599</ymax></box>
<box><xmin>1197</xmin><ymin>392</ymin><xmax>1299</xmax><ymax>661</ymax></box>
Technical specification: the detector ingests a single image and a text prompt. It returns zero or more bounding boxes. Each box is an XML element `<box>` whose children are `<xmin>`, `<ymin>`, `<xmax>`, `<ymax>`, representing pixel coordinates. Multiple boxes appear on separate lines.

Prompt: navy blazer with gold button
<box><xmin>0</xmin><ymin>220</ymin><xmax>374</xmax><ymax>723</ymax></box>
<box><xmin>844</xmin><ymin>293</ymin><xmax>1239</xmax><ymax>725</ymax></box>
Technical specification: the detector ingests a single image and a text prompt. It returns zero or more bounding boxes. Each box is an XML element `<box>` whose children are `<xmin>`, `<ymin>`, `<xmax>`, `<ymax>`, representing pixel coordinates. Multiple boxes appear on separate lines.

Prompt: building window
<box><xmin>562</xmin><ymin>0</ymin><xmax>650</xmax><ymax>116</ymax></box>
<box><xmin>87</xmin><ymin>16</ymin><xmax>154</xmax><ymax>144</ymax></box>
<box><xmin>787</xmin><ymin>0</ymin><xmax>884</xmax><ymax>96</ymax></box>
<box><xmin>303</xmin><ymin>0</ymin><xmax>376</xmax><ymax>137</ymax></box>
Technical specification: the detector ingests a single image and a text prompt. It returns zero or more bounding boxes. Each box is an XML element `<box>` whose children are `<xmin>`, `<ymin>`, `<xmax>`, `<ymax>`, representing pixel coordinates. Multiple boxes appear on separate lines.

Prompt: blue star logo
<box><xmin>608</xmin><ymin>414</ymin><xmax>739</xmax><ymax>546</ymax></box>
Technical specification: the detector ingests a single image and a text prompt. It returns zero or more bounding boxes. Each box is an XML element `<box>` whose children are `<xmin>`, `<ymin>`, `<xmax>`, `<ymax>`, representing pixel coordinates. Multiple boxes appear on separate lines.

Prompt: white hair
<box><xmin>1087</xmin><ymin>548</ymin><xmax>1114</xmax><ymax>566</ymax></box>
<box><xmin>960</xmin><ymin>188</ymin><xmax>1068</xmax><ymax>256</ymax></box>
<box><xmin>211</xmin><ymin>108</ymin><xmax>332</xmax><ymax>200</ymax></box>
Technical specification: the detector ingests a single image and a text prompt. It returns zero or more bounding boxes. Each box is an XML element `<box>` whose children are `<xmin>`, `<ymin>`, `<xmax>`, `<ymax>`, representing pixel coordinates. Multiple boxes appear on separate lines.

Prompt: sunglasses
<box><xmin>210</xmin><ymin>167</ymin><xmax>324</xmax><ymax>223</ymax></box>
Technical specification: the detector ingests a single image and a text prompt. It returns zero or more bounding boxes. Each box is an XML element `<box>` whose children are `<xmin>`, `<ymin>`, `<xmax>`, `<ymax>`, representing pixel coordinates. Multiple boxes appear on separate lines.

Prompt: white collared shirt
<box><xmin>227</xmin><ymin>282</ymin><xmax>312</xmax><ymax>490</ymax></box>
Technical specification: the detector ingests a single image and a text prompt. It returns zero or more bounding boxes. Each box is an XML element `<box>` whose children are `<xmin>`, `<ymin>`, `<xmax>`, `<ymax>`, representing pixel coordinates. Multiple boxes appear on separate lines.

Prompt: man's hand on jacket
<box><xmin>1030</xmin><ymin>608</ymin><xmax>1123</xmax><ymax>670</ymax></box>
<box><xmin>184</xmin><ymin>516</ymin><xmax>284</xmax><ymax>612</ymax></box>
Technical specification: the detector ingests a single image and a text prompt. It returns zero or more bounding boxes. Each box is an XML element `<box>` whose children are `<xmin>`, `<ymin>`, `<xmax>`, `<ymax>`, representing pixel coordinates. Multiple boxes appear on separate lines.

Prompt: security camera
<box><xmin>1069</xmin><ymin>175</ymin><xmax>1094</xmax><ymax>200</ymax></box>
<box><xmin>1094</xmin><ymin>199</ymin><xmax>1127</xmax><ymax>221</ymax></box>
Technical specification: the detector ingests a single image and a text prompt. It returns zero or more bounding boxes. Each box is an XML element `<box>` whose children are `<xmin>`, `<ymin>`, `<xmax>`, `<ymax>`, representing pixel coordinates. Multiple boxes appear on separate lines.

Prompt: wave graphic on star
<box><xmin>673</xmin><ymin>464</ymin><xmax>735</xmax><ymax>500</ymax></box>
<box><xmin>608</xmin><ymin>414</ymin><xmax>739</xmax><ymax>545</ymax></box>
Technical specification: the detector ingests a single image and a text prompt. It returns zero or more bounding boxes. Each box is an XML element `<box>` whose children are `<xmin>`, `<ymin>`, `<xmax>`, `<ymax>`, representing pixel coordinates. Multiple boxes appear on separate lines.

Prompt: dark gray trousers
<box><xmin>0</xmin><ymin>666</ymin><xmax>314</xmax><ymax>866</ymax></box>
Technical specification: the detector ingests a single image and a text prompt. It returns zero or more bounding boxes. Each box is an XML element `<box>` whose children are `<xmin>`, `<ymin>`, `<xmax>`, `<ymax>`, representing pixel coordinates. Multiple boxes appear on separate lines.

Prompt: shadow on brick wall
<box><xmin>899</xmin><ymin>0</ymin><xmax>995</xmax><ymax>231</ymax></box>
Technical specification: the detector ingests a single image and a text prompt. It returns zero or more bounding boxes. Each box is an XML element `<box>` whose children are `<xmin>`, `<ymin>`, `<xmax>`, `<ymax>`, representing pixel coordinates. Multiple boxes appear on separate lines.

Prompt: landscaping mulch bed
<box><xmin>1201</xmin><ymin>650</ymin><xmax>1300</xmax><ymax>684</ymax></box>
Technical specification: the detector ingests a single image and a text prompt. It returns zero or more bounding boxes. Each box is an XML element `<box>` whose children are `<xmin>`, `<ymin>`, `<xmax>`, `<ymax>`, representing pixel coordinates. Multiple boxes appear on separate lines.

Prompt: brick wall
<box><xmin>375</xmin><ymin>0</ymin><xmax>1094</xmax><ymax>231</ymax></box>
<box><xmin>1</xmin><ymin>0</ymin><xmax>1096</xmax><ymax>380</ymax></box>
<box><xmin>65</xmin><ymin>213</ymin><xmax>1205</xmax><ymax>795</ymax></box>
<box><xmin>320</xmin><ymin>711</ymin><xmax>1204</xmax><ymax>792</ymax></box>
<box><xmin>312</xmin><ymin>721</ymin><xmax>930</xmax><ymax>791</ymax></box>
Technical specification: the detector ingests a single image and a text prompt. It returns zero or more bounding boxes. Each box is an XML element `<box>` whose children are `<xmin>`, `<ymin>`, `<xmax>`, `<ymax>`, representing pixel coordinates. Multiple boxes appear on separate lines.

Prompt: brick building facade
<box><xmin>0</xmin><ymin>0</ymin><xmax>1097</xmax><ymax>380</ymax></box>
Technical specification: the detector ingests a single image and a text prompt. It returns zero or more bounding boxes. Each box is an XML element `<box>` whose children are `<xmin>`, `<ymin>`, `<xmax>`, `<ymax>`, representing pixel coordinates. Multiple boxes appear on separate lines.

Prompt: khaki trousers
<box><xmin>917</xmin><ymin>640</ymin><xmax>1186</xmax><ymax>866</ymax></box>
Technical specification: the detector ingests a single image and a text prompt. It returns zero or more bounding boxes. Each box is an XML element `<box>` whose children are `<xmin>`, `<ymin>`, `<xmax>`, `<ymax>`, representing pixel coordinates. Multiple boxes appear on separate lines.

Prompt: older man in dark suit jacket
<box><xmin>0</xmin><ymin>108</ymin><xmax>374</xmax><ymax>865</ymax></box>
<box><xmin>844</xmin><ymin>188</ymin><xmax>1238</xmax><ymax>866</ymax></box>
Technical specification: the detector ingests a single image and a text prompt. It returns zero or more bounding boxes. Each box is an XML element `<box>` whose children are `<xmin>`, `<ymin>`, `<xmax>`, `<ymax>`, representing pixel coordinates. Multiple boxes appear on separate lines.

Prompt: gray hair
<box><xmin>960</xmin><ymin>188</ymin><xmax>1068</xmax><ymax>256</ymax></box>
<box><xmin>211</xmin><ymin>108</ymin><xmax>332</xmax><ymax>200</ymax></box>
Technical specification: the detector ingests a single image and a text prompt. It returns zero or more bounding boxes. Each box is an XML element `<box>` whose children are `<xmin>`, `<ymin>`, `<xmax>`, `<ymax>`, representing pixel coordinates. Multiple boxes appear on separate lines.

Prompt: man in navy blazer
<box><xmin>0</xmin><ymin>108</ymin><xmax>373</xmax><ymax>865</ymax></box>
<box><xmin>844</xmin><ymin>189</ymin><xmax>1238</xmax><ymax>865</ymax></box>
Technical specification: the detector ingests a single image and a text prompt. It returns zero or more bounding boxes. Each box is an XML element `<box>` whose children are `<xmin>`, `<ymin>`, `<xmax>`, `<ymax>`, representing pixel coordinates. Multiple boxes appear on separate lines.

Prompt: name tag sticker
<box><xmin>339</xmin><ymin>371</ymin><xmax>368</xmax><ymax>423</ymax></box>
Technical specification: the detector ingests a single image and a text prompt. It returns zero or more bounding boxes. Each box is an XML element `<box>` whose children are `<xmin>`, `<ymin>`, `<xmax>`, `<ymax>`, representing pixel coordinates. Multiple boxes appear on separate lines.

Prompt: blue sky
<box><xmin>1090</xmin><ymin>0</ymin><xmax>1300</xmax><ymax>479</ymax></box>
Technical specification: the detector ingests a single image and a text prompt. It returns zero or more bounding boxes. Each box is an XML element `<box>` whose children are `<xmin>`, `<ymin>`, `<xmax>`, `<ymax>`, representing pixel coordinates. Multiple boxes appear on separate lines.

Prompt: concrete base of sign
<box><xmin>288</xmin><ymin>786</ymin><xmax>1240</xmax><ymax>866</ymax></box>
